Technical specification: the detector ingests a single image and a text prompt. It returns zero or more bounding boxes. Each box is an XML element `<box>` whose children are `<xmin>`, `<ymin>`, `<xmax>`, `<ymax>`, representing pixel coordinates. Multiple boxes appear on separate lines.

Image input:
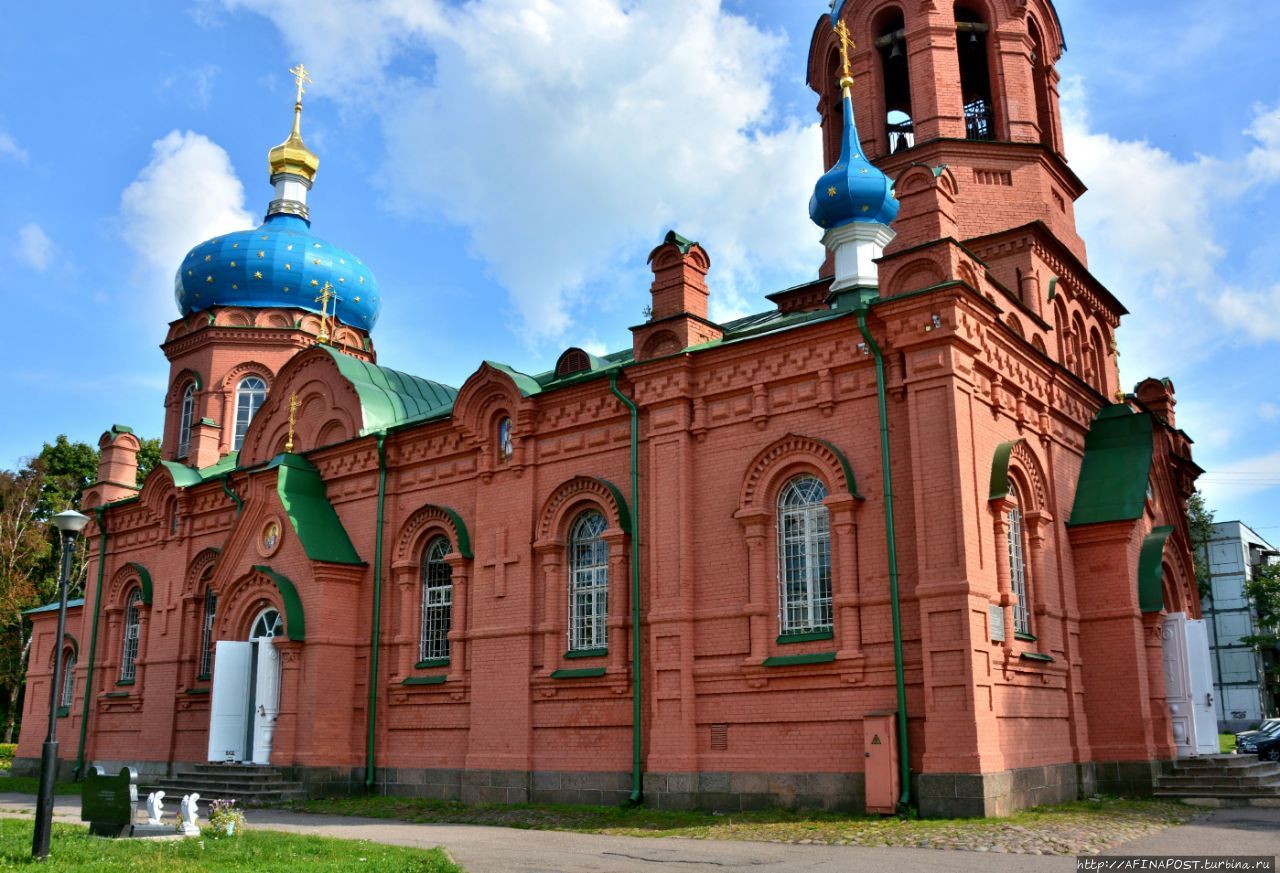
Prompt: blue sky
<box><xmin>2</xmin><ymin>0</ymin><xmax>1278</xmax><ymax>537</ymax></box>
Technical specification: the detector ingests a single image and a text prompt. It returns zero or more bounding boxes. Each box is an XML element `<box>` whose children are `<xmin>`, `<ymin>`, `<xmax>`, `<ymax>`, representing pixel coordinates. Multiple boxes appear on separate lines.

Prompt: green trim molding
<box><xmin>1137</xmin><ymin>525</ymin><xmax>1174</xmax><ymax>613</ymax></box>
<box><xmin>23</xmin><ymin>598</ymin><xmax>85</xmax><ymax>616</ymax></box>
<box><xmin>114</xmin><ymin>679</ymin><xmax>135</xmax><ymax>687</ymax></box>
<box><xmin>564</xmin><ymin>647</ymin><xmax>608</xmax><ymax>659</ymax></box>
<box><xmin>104</xmin><ymin>691</ymin><xmax>129</xmax><ymax>699</ymax></box>
<box><xmin>763</xmin><ymin>651</ymin><xmax>836</xmax><ymax>667</ymax></box>
<box><xmin>56</xmin><ymin>706</ymin><xmax>70</xmax><ymax>718</ymax></box>
<box><xmin>414</xmin><ymin>658</ymin><xmax>450</xmax><ymax>669</ymax></box>
<box><xmin>250</xmin><ymin>565</ymin><xmax>306</xmax><ymax>641</ymax></box>
<box><xmin>551</xmin><ymin>667</ymin><xmax>607</xmax><ymax>679</ymax></box>
<box><xmin>183</xmin><ymin>687</ymin><xmax>211</xmax><ymax>695</ymax></box>
<box><xmin>989</xmin><ymin>439</ymin><xmax>1023</xmax><ymax>501</ymax></box>
<box><xmin>126</xmin><ymin>562</ymin><xmax>153</xmax><ymax>605</ymax></box>
<box><xmin>1068</xmin><ymin>405</ymin><xmax>1154</xmax><ymax>526</ymax></box>
<box><xmin>777</xmin><ymin>630</ymin><xmax>834</xmax><ymax>644</ymax></box>
<box><xmin>1014</xmin><ymin>631</ymin><xmax>1037</xmax><ymax>643</ymax></box>
<box><xmin>592</xmin><ymin>477</ymin><xmax>632</xmax><ymax>535</ymax></box>
<box><xmin>275</xmin><ymin>454</ymin><xmax>363</xmax><ymax>565</ymax></box>
<box><xmin>402</xmin><ymin>675</ymin><xmax>447</xmax><ymax>686</ymax></box>
<box><xmin>1019</xmin><ymin>651</ymin><xmax>1054</xmax><ymax>663</ymax></box>
<box><xmin>811</xmin><ymin>437</ymin><xmax>862</xmax><ymax>499</ymax></box>
<box><xmin>422</xmin><ymin>504</ymin><xmax>472</xmax><ymax>559</ymax></box>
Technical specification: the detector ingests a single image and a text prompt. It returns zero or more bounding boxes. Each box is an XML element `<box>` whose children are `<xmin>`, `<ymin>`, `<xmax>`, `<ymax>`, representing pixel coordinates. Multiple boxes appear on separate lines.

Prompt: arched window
<box><xmin>955</xmin><ymin>4</ymin><xmax>995</xmax><ymax>140</ymax></box>
<box><xmin>198</xmin><ymin>587</ymin><xmax>217</xmax><ymax>678</ymax></box>
<box><xmin>1028</xmin><ymin>18</ymin><xmax>1055</xmax><ymax>149</ymax></box>
<box><xmin>168</xmin><ymin>499</ymin><xmax>180</xmax><ymax>537</ymax></box>
<box><xmin>233</xmin><ymin>376</ymin><xmax>267</xmax><ymax>451</ymax></box>
<box><xmin>568</xmin><ymin>511</ymin><xmax>609</xmax><ymax>651</ymax></box>
<box><xmin>875</xmin><ymin>7</ymin><xmax>914</xmax><ymax>153</ymax></box>
<box><xmin>177</xmin><ymin>383</ymin><xmax>195</xmax><ymax>459</ymax></box>
<box><xmin>777</xmin><ymin>476</ymin><xmax>833</xmax><ymax>634</ymax></box>
<box><xmin>59</xmin><ymin>648</ymin><xmax>76</xmax><ymax>709</ymax></box>
<box><xmin>1007</xmin><ymin>481</ymin><xmax>1031</xmax><ymax>635</ymax></box>
<box><xmin>250</xmin><ymin>608</ymin><xmax>283</xmax><ymax>640</ymax></box>
<box><xmin>120</xmin><ymin>588</ymin><xmax>142</xmax><ymax>682</ymax></box>
<box><xmin>420</xmin><ymin>536</ymin><xmax>454</xmax><ymax>662</ymax></box>
<box><xmin>497</xmin><ymin>417</ymin><xmax>514</xmax><ymax>463</ymax></box>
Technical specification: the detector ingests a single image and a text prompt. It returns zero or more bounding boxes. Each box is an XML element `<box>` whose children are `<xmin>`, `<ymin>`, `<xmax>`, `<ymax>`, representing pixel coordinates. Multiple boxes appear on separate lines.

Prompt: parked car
<box><xmin>1237</xmin><ymin>721</ymin><xmax>1280</xmax><ymax>760</ymax></box>
<box><xmin>1235</xmin><ymin>718</ymin><xmax>1280</xmax><ymax>749</ymax></box>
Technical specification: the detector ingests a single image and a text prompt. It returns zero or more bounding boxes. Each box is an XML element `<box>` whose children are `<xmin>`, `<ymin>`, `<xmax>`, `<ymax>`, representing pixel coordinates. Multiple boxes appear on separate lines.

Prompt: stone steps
<box><xmin>1155</xmin><ymin>754</ymin><xmax>1280</xmax><ymax>807</ymax></box>
<box><xmin>140</xmin><ymin>765</ymin><xmax>305</xmax><ymax>808</ymax></box>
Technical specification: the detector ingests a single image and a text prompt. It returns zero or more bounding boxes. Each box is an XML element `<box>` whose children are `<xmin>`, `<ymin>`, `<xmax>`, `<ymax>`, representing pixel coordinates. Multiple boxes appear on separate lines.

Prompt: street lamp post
<box><xmin>32</xmin><ymin>509</ymin><xmax>89</xmax><ymax>859</ymax></box>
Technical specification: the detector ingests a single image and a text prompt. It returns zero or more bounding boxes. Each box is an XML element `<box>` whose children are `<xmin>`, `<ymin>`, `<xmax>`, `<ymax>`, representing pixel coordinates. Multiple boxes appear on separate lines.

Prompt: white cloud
<box><xmin>1258</xmin><ymin>402</ymin><xmax>1280</xmax><ymax>422</ymax></box>
<box><xmin>1198</xmin><ymin>449</ymin><xmax>1280</xmax><ymax>505</ymax></box>
<box><xmin>119</xmin><ymin>130</ymin><xmax>254</xmax><ymax>308</ymax></box>
<box><xmin>0</xmin><ymin>131</ymin><xmax>27</xmax><ymax>164</ymax></box>
<box><xmin>1246</xmin><ymin>102</ymin><xmax>1280</xmax><ymax>183</ymax></box>
<box><xmin>16</xmin><ymin>224</ymin><xmax>53</xmax><ymax>271</ymax></box>
<box><xmin>214</xmin><ymin>0</ymin><xmax>821</xmax><ymax>340</ymax></box>
<box><xmin>163</xmin><ymin>64</ymin><xmax>222</xmax><ymax>109</ymax></box>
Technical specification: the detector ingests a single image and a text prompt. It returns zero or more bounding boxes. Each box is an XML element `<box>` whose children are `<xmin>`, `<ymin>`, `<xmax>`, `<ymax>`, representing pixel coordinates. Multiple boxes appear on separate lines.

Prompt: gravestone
<box><xmin>81</xmin><ymin>766</ymin><xmax>138</xmax><ymax>837</ymax></box>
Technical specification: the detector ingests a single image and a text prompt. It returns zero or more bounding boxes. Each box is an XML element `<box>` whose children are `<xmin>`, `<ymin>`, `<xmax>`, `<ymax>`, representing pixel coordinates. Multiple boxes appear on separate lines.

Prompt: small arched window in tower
<box><xmin>198</xmin><ymin>586</ymin><xmax>217</xmax><ymax>679</ymax></box>
<box><xmin>120</xmin><ymin>588</ymin><xmax>142</xmax><ymax>683</ymax></box>
<box><xmin>420</xmin><ymin>536</ymin><xmax>454</xmax><ymax>662</ymax></box>
<box><xmin>1006</xmin><ymin>481</ymin><xmax>1031</xmax><ymax>636</ymax></box>
<box><xmin>1028</xmin><ymin>18</ymin><xmax>1055</xmax><ymax>149</ymax></box>
<box><xmin>233</xmin><ymin>375</ymin><xmax>267</xmax><ymax>451</ymax></box>
<box><xmin>59</xmin><ymin>648</ymin><xmax>76</xmax><ymax>710</ymax></box>
<box><xmin>497</xmin><ymin>417</ymin><xmax>514</xmax><ymax>463</ymax></box>
<box><xmin>168</xmin><ymin>499</ymin><xmax>180</xmax><ymax>537</ymax></box>
<box><xmin>777</xmin><ymin>476</ymin><xmax>833</xmax><ymax>634</ymax></box>
<box><xmin>177</xmin><ymin>382</ymin><xmax>195</xmax><ymax>459</ymax></box>
<box><xmin>874</xmin><ymin>7</ymin><xmax>914</xmax><ymax>153</ymax></box>
<box><xmin>568</xmin><ymin>511</ymin><xmax>609</xmax><ymax>652</ymax></box>
<box><xmin>555</xmin><ymin>347</ymin><xmax>591</xmax><ymax>378</ymax></box>
<box><xmin>955</xmin><ymin>4</ymin><xmax>995</xmax><ymax>141</ymax></box>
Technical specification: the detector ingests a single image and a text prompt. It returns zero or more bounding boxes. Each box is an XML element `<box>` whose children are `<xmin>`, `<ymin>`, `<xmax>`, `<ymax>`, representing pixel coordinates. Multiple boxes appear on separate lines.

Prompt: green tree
<box><xmin>36</xmin><ymin>435</ymin><xmax>97</xmax><ymax>519</ymax></box>
<box><xmin>1240</xmin><ymin>562</ymin><xmax>1280</xmax><ymax>651</ymax></box>
<box><xmin>1187</xmin><ymin>490</ymin><xmax>1215</xmax><ymax>600</ymax></box>
<box><xmin>136</xmin><ymin>437</ymin><xmax>161</xmax><ymax>486</ymax></box>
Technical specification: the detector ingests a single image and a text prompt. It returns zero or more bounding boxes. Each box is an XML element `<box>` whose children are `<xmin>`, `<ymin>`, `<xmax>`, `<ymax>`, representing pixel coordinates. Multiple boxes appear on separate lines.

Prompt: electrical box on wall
<box><xmin>863</xmin><ymin>711</ymin><xmax>899</xmax><ymax>815</ymax></box>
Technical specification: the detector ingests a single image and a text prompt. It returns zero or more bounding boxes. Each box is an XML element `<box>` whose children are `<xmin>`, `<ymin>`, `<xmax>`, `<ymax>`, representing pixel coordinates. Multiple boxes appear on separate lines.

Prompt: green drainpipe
<box><xmin>220</xmin><ymin>474</ymin><xmax>244</xmax><ymax>515</ymax></box>
<box><xmin>856</xmin><ymin>303</ymin><xmax>912</xmax><ymax>812</ymax></box>
<box><xmin>365</xmin><ymin>434</ymin><xmax>389</xmax><ymax>791</ymax></box>
<box><xmin>74</xmin><ymin>507</ymin><xmax>109</xmax><ymax>780</ymax></box>
<box><xmin>609</xmin><ymin>372</ymin><xmax>643</xmax><ymax>805</ymax></box>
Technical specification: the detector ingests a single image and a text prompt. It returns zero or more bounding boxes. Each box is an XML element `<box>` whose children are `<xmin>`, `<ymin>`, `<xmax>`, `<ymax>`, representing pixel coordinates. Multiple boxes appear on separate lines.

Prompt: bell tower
<box><xmin>811</xmin><ymin>0</ymin><xmax>1082</xmax><ymax>259</ymax></box>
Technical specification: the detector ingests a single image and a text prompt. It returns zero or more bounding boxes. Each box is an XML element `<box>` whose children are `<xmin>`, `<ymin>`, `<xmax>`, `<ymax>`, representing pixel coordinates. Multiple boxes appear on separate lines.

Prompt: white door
<box><xmin>207</xmin><ymin>642</ymin><xmax>252</xmax><ymax>762</ymax></box>
<box><xmin>1161</xmin><ymin>612</ymin><xmax>1196</xmax><ymax>757</ymax></box>
<box><xmin>1186</xmin><ymin>619</ymin><xmax>1220</xmax><ymax>755</ymax></box>
<box><xmin>249</xmin><ymin>609</ymin><xmax>284</xmax><ymax>765</ymax></box>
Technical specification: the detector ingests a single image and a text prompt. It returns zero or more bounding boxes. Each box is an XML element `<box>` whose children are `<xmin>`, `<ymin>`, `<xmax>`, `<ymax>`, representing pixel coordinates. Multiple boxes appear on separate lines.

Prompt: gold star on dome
<box><xmin>359</xmin><ymin>276</ymin><xmax>364</xmax><ymax>284</ymax></box>
<box><xmin>338</xmin><ymin>258</ymin><xmax>345</xmax><ymax>264</ymax></box>
<box><xmin>828</xmin><ymin>186</ymin><xmax>838</xmax><ymax>197</ymax></box>
<box><xmin>206</xmin><ymin>276</ymin><xmax>213</xmax><ymax>283</ymax></box>
<box><xmin>232</xmin><ymin>243</ymin><xmax>239</xmax><ymax>249</ymax></box>
<box><xmin>232</xmin><ymin>284</ymin><xmax>238</xmax><ymax>290</ymax></box>
<box><xmin>187</xmin><ymin>270</ymin><xmax>193</xmax><ymax>276</ymax></box>
<box><xmin>287</xmin><ymin>244</ymin><xmax>293</xmax><ymax>251</ymax></box>
<box><xmin>283</xmin><ymin>285</ymin><xmax>290</xmax><ymax>292</ymax></box>
<box><xmin>310</xmin><ymin>279</ymin><xmax>319</xmax><ymax>286</ymax></box>
<box><xmin>312</xmin><ymin>258</ymin><xmax>321</xmax><ymax>265</ymax></box>
<box><xmin>230</xmin><ymin>261</ymin><xmax>237</xmax><ymax>267</ymax></box>
<box><xmin>204</xmin><ymin>254</ymin><xmax>212</xmax><ymax>262</ymax></box>
<box><xmin>313</xmin><ymin>243</ymin><xmax>321</xmax><ymax>248</ymax></box>
<box><xmin>258</xmin><ymin>251</ymin><xmax>265</xmax><ymax>258</ymax></box>
<box><xmin>194</xmin><ymin>293</ymin><xmax>201</xmax><ymax>299</ymax></box>
<box><xmin>861</xmin><ymin>205</ymin><xmax>870</xmax><ymax>212</ymax></box>
<box><xmin>354</xmin><ymin>296</ymin><xmax>361</xmax><ymax>302</ymax></box>
<box><xmin>254</xmin><ymin>271</ymin><xmax>263</xmax><ymax>279</ymax></box>
<box><xmin>284</xmin><ymin>263</ymin><xmax>292</xmax><ymax>270</ymax></box>
<box><xmin>261</xmin><ymin>235</ymin><xmax>269</xmax><ymax>240</ymax></box>
<box><xmin>338</xmin><ymin>277</ymin><xmax>345</xmax><ymax>283</ymax></box>
<box><xmin>860</xmin><ymin>168</ymin><xmax>868</xmax><ymax>174</ymax></box>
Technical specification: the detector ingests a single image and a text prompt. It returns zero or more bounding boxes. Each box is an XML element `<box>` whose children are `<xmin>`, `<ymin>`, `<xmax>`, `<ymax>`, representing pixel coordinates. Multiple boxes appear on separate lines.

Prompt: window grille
<box><xmin>59</xmin><ymin>650</ymin><xmax>76</xmax><ymax>708</ymax></box>
<box><xmin>198</xmin><ymin>588</ymin><xmax>217</xmax><ymax>677</ymax></box>
<box><xmin>1007</xmin><ymin>482</ymin><xmax>1030</xmax><ymax>635</ymax></box>
<box><xmin>177</xmin><ymin>383</ymin><xmax>195</xmax><ymax>458</ymax></box>
<box><xmin>497</xmin><ymin>417</ymin><xmax>514</xmax><ymax>462</ymax></box>
<box><xmin>568</xmin><ymin>511</ymin><xmax>609</xmax><ymax>651</ymax></box>
<box><xmin>777</xmin><ymin>476</ymin><xmax>832</xmax><ymax>634</ymax></box>
<box><xmin>250</xmin><ymin>608</ymin><xmax>283</xmax><ymax>640</ymax></box>
<box><xmin>233</xmin><ymin>376</ymin><xmax>267</xmax><ymax>451</ymax></box>
<box><xmin>964</xmin><ymin>98</ymin><xmax>994</xmax><ymax>141</ymax></box>
<box><xmin>120</xmin><ymin>588</ymin><xmax>142</xmax><ymax>682</ymax></box>
<box><xmin>420</xmin><ymin>536</ymin><xmax>453</xmax><ymax>662</ymax></box>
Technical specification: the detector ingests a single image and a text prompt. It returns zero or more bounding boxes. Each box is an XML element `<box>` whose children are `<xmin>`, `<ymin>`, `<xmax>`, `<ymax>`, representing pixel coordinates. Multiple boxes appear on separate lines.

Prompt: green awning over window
<box><xmin>276</xmin><ymin>454</ymin><xmax>363</xmax><ymax>565</ymax></box>
<box><xmin>1068</xmin><ymin>405</ymin><xmax>1153</xmax><ymax>527</ymax></box>
<box><xmin>1137</xmin><ymin>526</ymin><xmax>1174</xmax><ymax>613</ymax></box>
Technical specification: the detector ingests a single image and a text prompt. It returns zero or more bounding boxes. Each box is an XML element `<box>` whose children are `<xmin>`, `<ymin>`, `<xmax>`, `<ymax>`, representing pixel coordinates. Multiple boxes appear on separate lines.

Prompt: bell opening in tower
<box><xmin>955</xmin><ymin>3</ymin><xmax>995</xmax><ymax>141</ymax></box>
<box><xmin>874</xmin><ymin>7</ymin><xmax>914</xmax><ymax>154</ymax></box>
<box><xmin>1028</xmin><ymin>18</ymin><xmax>1055</xmax><ymax>150</ymax></box>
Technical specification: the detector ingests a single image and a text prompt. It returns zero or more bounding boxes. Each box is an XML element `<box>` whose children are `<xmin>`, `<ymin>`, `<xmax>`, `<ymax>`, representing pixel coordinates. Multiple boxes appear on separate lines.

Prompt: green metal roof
<box><xmin>1068</xmin><ymin>405</ymin><xmax>1154</xmax><ymax>527</ymax></box>
<box><xmin>160</xmin><ymin>451</ymin><xmax>240</xmax><ymax>489</ymax></box>
<box><xmin>275</xmin><ymin>453</ymin><xmax>363</xmax><ymax>565</ymax></box>
<box><xmin>251</xmin><ymin>565</ymin><xmax>306</xmax><ymax>640</ymax></box>
<box><xmin>23</xmin><ymin>598</ymin><xmax>84</xmax><ymax>616</ymax></box>
<box><xmin>319</xmin><ymin>346</ymin><xmax>457</xmax><ymax>435</ymax></box>
<box><xmin>1137</xmin><ymin>526</ymin><xmax>1174</xmax><ymax>613</ymax></box>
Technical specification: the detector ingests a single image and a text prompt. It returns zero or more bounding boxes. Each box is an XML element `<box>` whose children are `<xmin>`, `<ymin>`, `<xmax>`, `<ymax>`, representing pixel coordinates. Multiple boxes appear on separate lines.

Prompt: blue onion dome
<box><xmin>809</xmin><ymin>82</ymin><xmax>899</xmax><ymax>230</ymax></box>
<box><xmin>174</xmin><ymin>216</ymin><xmax>380</xmax><ymax>330</ymax></box>
<box><xmin>172</xmin><ymin>64</ymin><xmax>381</xmax><ymax>331</ymax></box>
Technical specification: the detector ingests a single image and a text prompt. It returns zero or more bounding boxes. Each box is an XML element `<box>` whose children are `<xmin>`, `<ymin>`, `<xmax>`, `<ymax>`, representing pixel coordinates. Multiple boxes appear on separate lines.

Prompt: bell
<box><xmin>889</xmin><ymin>38</ymin><xmax>903</xmax><ymax>61</ymax></box>
<box><xmin>969</xmin><ymin>31</ymin><xmax>978</xmax><ymax>45</ymax></box>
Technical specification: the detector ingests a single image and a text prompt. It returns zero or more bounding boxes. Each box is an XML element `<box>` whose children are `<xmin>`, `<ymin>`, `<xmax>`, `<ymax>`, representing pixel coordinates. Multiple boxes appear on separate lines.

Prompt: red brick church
<box><xmin>18</xmin><ymin>0</ymin><xmax>1211</xmax><ymax>816</ymax></box>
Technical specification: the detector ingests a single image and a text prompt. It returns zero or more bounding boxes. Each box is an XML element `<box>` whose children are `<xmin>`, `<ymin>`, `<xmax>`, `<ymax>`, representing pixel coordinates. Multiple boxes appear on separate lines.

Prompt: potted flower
<box><xmin>206</xmin><ymin>798</ymin><xmax>245</xmax><ymax>837</ymax></box>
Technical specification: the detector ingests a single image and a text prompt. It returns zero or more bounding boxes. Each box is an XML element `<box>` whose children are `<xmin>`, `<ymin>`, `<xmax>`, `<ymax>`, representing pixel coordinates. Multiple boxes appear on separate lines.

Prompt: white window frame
<box><xmin>1007</xmin><ymin>481</ymin><xmax>1031</xmax><ymax>635</ymax></box>
<box><xmin>777</xmin><ymin>475</ymin><xmax>833</xmax><ymax>634</ymax></box>
<box><xmin>59</xmin><ymin>649</ymin><xmax>76</xmax><ymax>709</ymax></box>
<box><xmin>233</xmin><ymin>375</ymin><xmax>267</xmax><ymax>451</ymax></box>
<box><xmin>120</xmin><ymin>589</ymin><xmax>142</xmax><ymax>682</ymax></box>
<box><xmin>177</xmin><ymin>382</ymin><xmax>195</xmax><ymax>458</ymax></box>
<box><xmin>420</xmin><ymin>536</ymin><xmax>453</xmax><ymax>662</ymax></box>
<box><xmin>567</xmin><ymin>511</ymin><xmax>608</xmax><ymax>651</ymax></box>
<box><xmin>250</xmin><ymin>607</ymin><xmax>284</xmax><ymax>640</ymax></box>
<box><xmin>198</xmin><ymin>587</ymin><xmax>217</xmax><ymax>678</ymax></box>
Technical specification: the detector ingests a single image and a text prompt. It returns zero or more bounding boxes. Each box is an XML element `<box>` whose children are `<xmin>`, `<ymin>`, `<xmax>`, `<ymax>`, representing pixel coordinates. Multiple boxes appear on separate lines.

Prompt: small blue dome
<box><xmin>174</xmin><ymin>214</ymin><xmax>380</xmax><ymax>330</ymax></box>
<box><xmin>809</xmin><ymin>89</ymin><xmax>899</xmax><ymax>230</ymax></box>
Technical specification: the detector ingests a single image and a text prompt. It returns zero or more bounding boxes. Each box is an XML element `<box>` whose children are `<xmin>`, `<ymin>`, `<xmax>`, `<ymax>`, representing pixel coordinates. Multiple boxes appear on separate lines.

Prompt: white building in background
<box><xmin>1202</xmin><ymin>521</ymin><xmax>1279</xmax><ymax>731</ymax></box>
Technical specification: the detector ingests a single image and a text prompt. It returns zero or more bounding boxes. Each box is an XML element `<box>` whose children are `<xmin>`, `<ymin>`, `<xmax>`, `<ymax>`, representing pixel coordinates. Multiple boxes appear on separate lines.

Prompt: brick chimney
<box><xmin>631</xmin><ymin>231</ymin><xmax>723</xmax><ymax>362</ymax></box>
<box><xmin>1135</xmin><ymin>377</ymin><xmax>1177</xmax><ymax>428</ymax></box>
<box><xmin>188</xmin><ymin>418</ymin><xmax>224</xmax><ymax>470</ymax></box>
<box><xmin>84</xmin><ymin>425</ymin><xmax>141</xmax><ymax>508</ymax></box>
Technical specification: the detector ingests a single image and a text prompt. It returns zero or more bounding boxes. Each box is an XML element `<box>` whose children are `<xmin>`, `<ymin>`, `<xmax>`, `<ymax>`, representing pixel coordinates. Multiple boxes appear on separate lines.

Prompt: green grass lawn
<box><xmin>0</xmin><ymin>818</ymin><xmax>459</xmax><ymax>871</ymax></box>
<box><xmin>1220</xmin><ymin>733</ymin><xmax>1237</xmax><ymax>754</ymax></box>
<box><xmin>0</xmin><ymin>776</ymin><xmax>80</xmax><ymax>795</ymax></box>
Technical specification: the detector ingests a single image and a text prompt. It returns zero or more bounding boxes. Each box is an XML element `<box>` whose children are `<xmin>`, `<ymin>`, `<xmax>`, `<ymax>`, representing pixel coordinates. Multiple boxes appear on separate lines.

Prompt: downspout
<box><xmin>365</xmin><ymin>434</ymin><xmax>389</xmax><ymax>791</ymax></box>
<box><xmin>74</xmin><ymin>507</ymin><xmax>108</xmax><ymax>779</ymax></box>
<box><xmin>609</xmin><ymin>371</ymin><xmax>643</xmax><ymax>805</ymax></box>
<box><xmin>220</xmin><ymin>474</ymin><xmax>244</xmax><ymax>515</ymax></box>
<box><xmin>856</xmin><ymin>304</ymin><xmax>912</xmax><ymax>811</ymax></box>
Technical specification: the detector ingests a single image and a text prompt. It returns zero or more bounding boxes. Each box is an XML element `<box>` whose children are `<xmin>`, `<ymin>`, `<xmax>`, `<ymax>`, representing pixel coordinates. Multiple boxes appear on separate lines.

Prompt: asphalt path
<box><xmin>0</xmin><ymin>793</ymin><xmax>1275</xmax><ymax>873</ymax></box>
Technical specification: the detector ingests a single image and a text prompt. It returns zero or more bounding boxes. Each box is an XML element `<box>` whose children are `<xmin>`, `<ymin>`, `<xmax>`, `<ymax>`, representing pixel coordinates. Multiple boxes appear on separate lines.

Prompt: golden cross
<box><xmin>315</xmin><ymin>280</ymin><xmax>338</xmax><ymax>344</ymax></box>
<box><xmin>834</xmin><ymin>19</ymin><xmax>856</xmax><ymax>85</ymax></box>
<box><xmin>289</xmin><ymin>63</ymin><xmax>312</xmax><ymax>105</ymax></box>
<box><xmin>285</xmin><ymin>393</ymin><xmax>300</xmax><ymax>453</ymax></box>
